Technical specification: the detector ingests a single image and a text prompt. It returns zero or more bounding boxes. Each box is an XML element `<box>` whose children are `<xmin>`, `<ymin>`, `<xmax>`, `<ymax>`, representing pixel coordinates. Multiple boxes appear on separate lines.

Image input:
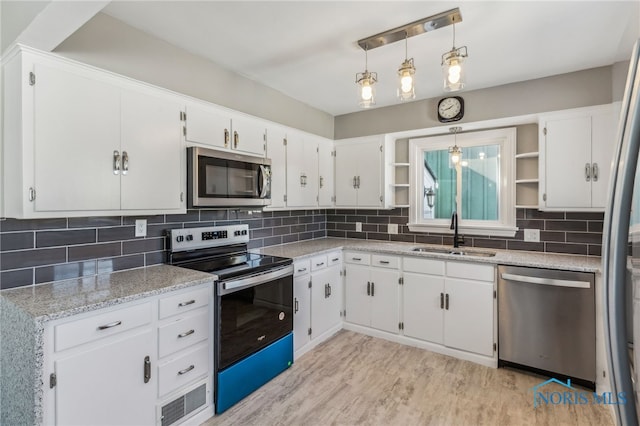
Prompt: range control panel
<box><xmin>170</xmin><ymin>224</ymin><xmax>249</xmax><ymax>252</ymax></box>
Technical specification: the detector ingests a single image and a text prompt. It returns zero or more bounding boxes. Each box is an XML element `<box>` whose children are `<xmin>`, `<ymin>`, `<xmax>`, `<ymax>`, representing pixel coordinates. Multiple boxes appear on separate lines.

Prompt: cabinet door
<box><xmin>334</xmin><ymin>144</ymin><xmax>359</xmax><ymax>207</ymax></box>
<box><xmin>286</xmin><ymin>133</ymin><xmax>318</xmax><ymax>207</ymax></box>
<box><xmin>403</xmin><ymin>272</ymin><xmax>444</xmax><ymax>344</ymax></box>
<box><xmin>55</xmin><ymin>329</ymin><xmax>155</xmax><ymax>426</ymax></box>
<box><xmin>344</xmin><ymin>264</ymin><xmax>371</xmax><ymax>327</ymax></box>
<box><xmin>543</xmin><ymin>116</ymin><xmax>592</xmax><ymax>209</ymax></box>
<box><xmin>293</xmin><ymin>275</ymin><xmax>311</xmax><ymax>352</ymax></box>
<box><xmin>369</xmin><ymin>268</ymin><xmax>400</xmax><ymax>333</ymax></box>
<box><xmin>318</xmin><ymin>139</ymin><xmax>334</xmax><ymax>207</ymax></box>
<box><xmin>184</xmin><ymin>104</ymin><xmax>231</xmax><ymax>149</ymax></box>
<box><xmin>591</xmin><ymin>108</ymin><xmax>615</xmax><ymax>208</ymax></box>
<box><xmin>444</xmin><ymin>278</ymin><xmax>494</xmax><ymax>356</ymax></box>
<box><xmin>33</xmin><ymin>63</ymin><xmax>121</xmax><ymax>212</ymax></box>
<box><xmin>355</xmin><ymin>142</ymin><xmax>383</xmax><ymax>207</ymax></box>
<box><xmin>120</xmin><ymin>90</ymin><xmax>183</xmax><ymax>210</ymax></box>
<box><xmin>311</xmin><ymin>265</ymin><xmax>341</xmax><ymax>338</ymax></box>
<box><xmin>266</xmin><ymin>126</ymin><xmax>287</xmax><ymax>209</ymax></box>
<box><xmin>231</xmin><ymin>115</ymin><xmax>266</xmax><ymax>156</ymax></box>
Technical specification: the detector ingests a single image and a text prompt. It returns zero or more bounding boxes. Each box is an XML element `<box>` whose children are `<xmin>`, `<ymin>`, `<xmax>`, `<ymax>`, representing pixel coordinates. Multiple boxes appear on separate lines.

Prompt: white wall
<box><xmin>53</xmin><ymin>13</ymin><xmax>334</xmax><ymax>139</ymax></box>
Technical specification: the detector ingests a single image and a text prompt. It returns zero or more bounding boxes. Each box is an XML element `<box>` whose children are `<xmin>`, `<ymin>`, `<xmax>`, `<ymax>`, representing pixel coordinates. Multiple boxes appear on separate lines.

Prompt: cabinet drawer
<box><xmin>403</xmin><ymin>257</ymin><xmax>445</xmax><ymax>275</ymax></box>
<box><xmin>294</xmin><ymin>259</ymin><xmax>311</xmax><ymax>277</ymax></box>
<box><xmin>158</xmin><ymin>344</ymin><xmax>209</xmax><ymax>397</ymax></box>
<box><xmin>371</xmin><ymin>254</ymin><xmax>399</xmax><ymax>269</ymax></box>
<box><xmin>344</xmin><ymin>252</ymin><xmax>370</xmax><ymax>265</ymax></box>
<box><xmin>446</xmin><ymin>262</ymin><xmax>495</xmax><ymax>282</ymax></box>
<box><xmin>159</xmin><ymin>309</ymin><xmax>209</xmax><ymax>359</ymax></box>
<box><xmin>159</xmin><ymin>286</ymin><xmax>210</xmax><ymax>320</ymax></box>
<box><xmin>311</xmin><ymin>255</ymin><xmax>328</xmax><ymax>271</ymax></box>
<box><xmin>327</xmin><ymin>251</ymin><xmax>342</xmax><ymax>266</ymax></box>
<box><xmin>55</xmin><ymin>302</ymin><xmax>152</xmax><ymax>352</ymax></box>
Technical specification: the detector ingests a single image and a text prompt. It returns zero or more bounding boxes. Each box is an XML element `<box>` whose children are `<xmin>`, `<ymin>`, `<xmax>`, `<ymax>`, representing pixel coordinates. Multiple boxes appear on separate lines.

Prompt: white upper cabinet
<box><xmin>120</xmin><ymin>89</ymin><xmax>184</xmax><ymax>211</ymax></box>
<box><xmin>2</xmin><ymin>47</ymin><xmax>186</xmax><ymax>218</ymax></box>
<box><xmin>335</xmin><ymin>135</ymin><xmax>390</xmax><ymax>209</ymax></box>
<box><xmin>286</xmin><ymin>131</ymin><xmax>319</xmax><ymax>207</ymax></box>
<box><xmin>184</xmin><ymin>103</ymin><xmax>231</xmax><ymax>150</ymax></box>
<box><xmin>539</xmin><ymin>104</ymin><xmax>616</xmax><ymax>211</ymax></box>
<box><xmin>183</xmin><ymin>104</ymin><xmax>266</xmax><ymax>157</ymax></box>
<box><xmin>317</xmin><ymin>138</ymin><xmax>335</xmax><ymax>207</ymax></box>
<box><xmin>266</xmin><ymin>125</ymin><xmax>288</xmax><ymax>209</ymax></box>
<box><xmin>32</xmin><ymin>62</ymin><xmax>121</xmax><ymax>212</ymax></box>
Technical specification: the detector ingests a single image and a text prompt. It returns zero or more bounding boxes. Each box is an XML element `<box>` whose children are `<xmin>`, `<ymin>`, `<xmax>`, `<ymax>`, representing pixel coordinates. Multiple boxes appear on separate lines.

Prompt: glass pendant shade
<box><xmin>397</xmin><ymin>58</ymin><xmax>416</xmax><ymax>101</ymax></box>
<box><xmin>442</xmin><ymin>47</ymin><xmax>467</xmax><ymax>92</ymax></box>
<box><xmin>356</xmin><ymin>70</ymin><xmax>377</xmax><ymax>108</ymax></box>
<box><xmin>449</xmin><ymin>145</ymin><xmax>462</xmax><ymax>164</ymax></box>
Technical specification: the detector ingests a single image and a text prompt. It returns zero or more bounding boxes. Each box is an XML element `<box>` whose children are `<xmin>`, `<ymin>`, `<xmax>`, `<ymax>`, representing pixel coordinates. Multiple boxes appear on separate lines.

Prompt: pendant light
<box><xmin>355</xmin><ymin>45</ymin><xmax>378</xmax><ymax>108</ymax></box>
<box><xmin>397</xmin><ymin>32</ymin><xmax>416</xmax><ymax>101</ymax></box>
<box><xmin>449</xmin><ymin>126</ymin><xmax>462</xmax><ymax>164</ymax></box>
<box><xmin>441</xmin><ymin>16</ymin><xmax>468</xmax><ymax>92</ymax></box>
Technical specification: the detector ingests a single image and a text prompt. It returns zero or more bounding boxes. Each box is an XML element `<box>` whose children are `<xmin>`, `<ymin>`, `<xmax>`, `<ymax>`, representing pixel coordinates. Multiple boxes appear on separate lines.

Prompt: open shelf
<box><xmin>514</xmin><ymin>151</ymin><xmax>539</xmax><ymax>159</ymax></box>
<box><xmin>392</xmin><ymin>162</ymin><xmax>410</xmax><ymax>167</ymax></box>
<box><xmin>515</xmin><ymin>179</ymin><xmax>539</xmax><ymax>184</ymax></box>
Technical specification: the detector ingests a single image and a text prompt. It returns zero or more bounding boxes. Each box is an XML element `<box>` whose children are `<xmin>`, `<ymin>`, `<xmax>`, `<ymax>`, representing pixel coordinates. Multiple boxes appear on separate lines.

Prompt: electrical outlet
<box><xmin>524</xmin><ymin>229</ymin><xmax>540</xmax><ymax>242</ymax></box>
<box><xmin>355</xmin><ymin>222</ymin><xmax>362</xmax><ymax>232</ymax></box>
<box><xmin>135</xmin><ymin>219</ymin><xmax>147</xmax><ymax>237</ymax></box>
<box><xmin>388</xmin><ymin>223</ymin><xmax>398</xmax><ymax>234</ymax></box>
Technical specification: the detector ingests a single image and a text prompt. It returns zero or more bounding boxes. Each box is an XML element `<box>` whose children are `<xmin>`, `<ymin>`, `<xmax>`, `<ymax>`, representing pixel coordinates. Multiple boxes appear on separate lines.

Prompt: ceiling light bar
<box><xmin>357</xmin><ymin>8</ymin><xmax>462</xmax><ymax>51</ymax></box>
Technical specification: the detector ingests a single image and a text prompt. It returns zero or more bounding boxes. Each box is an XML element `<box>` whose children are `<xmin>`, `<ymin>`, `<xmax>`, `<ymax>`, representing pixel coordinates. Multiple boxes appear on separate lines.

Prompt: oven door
<box><xmin>188</xmin><ymin>147</ymin><xmax>271</xmax><ymax>207</ymax></box>
<box><xmin>216</xmin><ymin>265</ymin><xmax>293</xmax><ymax>371</ymax></box>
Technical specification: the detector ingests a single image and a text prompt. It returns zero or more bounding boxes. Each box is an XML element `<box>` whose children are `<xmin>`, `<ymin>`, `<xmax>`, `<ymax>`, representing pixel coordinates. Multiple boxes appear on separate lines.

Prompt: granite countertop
<box><xmin>0</xmin><ymin>264</ymin><xmax>214</xmax><ymax>322</ymax></box>
<box><xmin>256</xmin><ymin>238</ymin><xmax>602</xmax><ymax>273</ymax></box>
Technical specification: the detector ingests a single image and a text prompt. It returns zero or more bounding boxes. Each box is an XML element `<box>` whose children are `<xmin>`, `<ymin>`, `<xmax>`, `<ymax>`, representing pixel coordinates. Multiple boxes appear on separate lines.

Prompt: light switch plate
<box><xmin>388</xmin><ymin>224</ymin><xmax>398</xmax><ymax>234</ymax></box>
<box><xmin>355</xmin><ymin>222</ymin><xmax>362</xmax><ymax>232</ymax></box>
<box><xmin>524</xmin><ymin>229</ymin><xmax>540</xmax><ymax>242</ymax></box>
<box><xmin>135</xmin><ymin>219</ymin><xmax>147</xmax><ymax>237</ymax></box>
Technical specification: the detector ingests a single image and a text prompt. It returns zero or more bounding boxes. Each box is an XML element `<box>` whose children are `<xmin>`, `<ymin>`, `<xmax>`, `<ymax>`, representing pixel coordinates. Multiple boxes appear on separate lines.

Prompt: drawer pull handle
<box><xmin>328</xmin><ymin>283</ymin><xmax>332</xmax><ymax>297</ymax></box>
<box><xmin>294</xmin><ymin>298</ymin><xmax>299</xmax><ymax>313</ymax></box>
<box><xmin>178</xmin><ymin>365</ymin><xmax>195</xmax><ymax>375</ymax></box>
<box><xmin>332</xmin><ymin>258</ymin><xmax>340</xmax><ymax>262</ymax></box>
<box><xmin>97</xmin><ymin>320</ymin><xmax>122</xmax><ymax>330</ymax></box>
<box><xmin>143</xmin><ymin>356</ymin><xmax>151</xmax><ymax>384</ymax></box>
<box><xmin>316</xmin><ymin>262</ymin><xmax>325</xmax><ymax>267</ymax></box>
<box><xmin>297</xmin><ymin>267</ymin><xmax>307</xmax><ymax>273</ymax></box>
<box><xmin>178</xmin><ymin>300</ymin><xmax>196</xmax><ymax>307</ymax></box>
<box><xmin>178</xmin><ymin>329</ymin><xmax>195</xmax><ymax>338</ymax></box>
<box><xmin>379</xmin><ymin>260</ymin><xmax>390</xmax><ymax>264</ymax></box>
<box><xmin>352</xmin><ymin>257</ymin><xmax>362</xmax><ymax>261</ymax></box>
<box><xmin>367</xmin><ymin>281</ymin><xmax>371</xmax><ymax>296</ymax></box>
<box><xmin>371</xmin><ymin>282</ymin><xmax>375</xmax><ymax>297</ymax></box>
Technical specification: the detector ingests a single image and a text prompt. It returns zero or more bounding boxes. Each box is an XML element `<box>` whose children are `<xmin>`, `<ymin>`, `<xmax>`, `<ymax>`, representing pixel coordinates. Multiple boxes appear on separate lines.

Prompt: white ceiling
<box><xmin>101</xmin><ymin>1</ymin><xmax>639</xmax><ymax>116</ymax></box>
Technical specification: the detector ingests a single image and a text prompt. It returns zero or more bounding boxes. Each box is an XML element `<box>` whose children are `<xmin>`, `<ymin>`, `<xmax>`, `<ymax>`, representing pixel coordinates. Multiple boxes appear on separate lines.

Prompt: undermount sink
<box><xmin>411</xmin><ymin>247</ymin><xmax>496</xmax><ymax>257</ymax></box>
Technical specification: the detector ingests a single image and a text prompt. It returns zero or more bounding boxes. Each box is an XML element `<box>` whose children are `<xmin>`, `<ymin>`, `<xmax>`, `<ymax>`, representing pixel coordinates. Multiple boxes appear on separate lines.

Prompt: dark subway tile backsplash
<box><xmin>0</xmin><ymin>207</ymin><xmax>602</xmax><ymax>290</ymax></box>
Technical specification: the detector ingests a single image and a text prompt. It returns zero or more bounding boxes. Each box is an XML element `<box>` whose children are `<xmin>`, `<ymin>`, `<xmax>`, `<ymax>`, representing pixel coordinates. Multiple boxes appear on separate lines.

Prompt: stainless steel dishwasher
<box><xmin>498</xmin><ymin>265</ymin><xmax>596</xmax><ymax>388</ymax></box>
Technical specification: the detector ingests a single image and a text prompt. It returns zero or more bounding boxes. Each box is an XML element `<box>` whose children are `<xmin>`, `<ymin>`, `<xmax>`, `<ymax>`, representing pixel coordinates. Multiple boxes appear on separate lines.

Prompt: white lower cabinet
<box><xmin>43</xmin><ymin>283</ymin><xmax>213</xmax><ymax>426</ymax></box>
<box><xmin>344</xmin><ymin>252</ymin><xmax>400</xmax><ymax>334</ymax></box>
<box><xmin>293</xmin><ymin>252</ymin><xmax>343</xmax><ymax>355</ymax></box>
<box><xmin>402</xmin><ymin>257</ymin><xmax>496</xmax><ymax>358</ymax></box>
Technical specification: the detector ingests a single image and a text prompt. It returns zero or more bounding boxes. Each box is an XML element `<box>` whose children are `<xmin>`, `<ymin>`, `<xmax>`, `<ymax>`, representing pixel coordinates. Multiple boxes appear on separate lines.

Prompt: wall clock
<box><xmin>437</xmin><ymin>96</ymin><xmax>464</xmax><ymax>123</ymax></box>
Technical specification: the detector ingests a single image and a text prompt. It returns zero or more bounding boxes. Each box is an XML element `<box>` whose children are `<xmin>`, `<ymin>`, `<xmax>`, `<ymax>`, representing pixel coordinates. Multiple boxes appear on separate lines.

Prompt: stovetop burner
<box><xmin>167</xmin><ymin>224</ymin><xmax>292</xmax><ymax>280</ymax></box>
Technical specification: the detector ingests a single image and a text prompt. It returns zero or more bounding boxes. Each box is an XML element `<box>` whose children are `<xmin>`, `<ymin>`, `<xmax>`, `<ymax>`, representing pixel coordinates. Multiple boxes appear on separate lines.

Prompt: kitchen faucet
<box><xmin>450</xmin><ymin>211</ymin><xmax>465</xmax><ymax>248</ymax></box>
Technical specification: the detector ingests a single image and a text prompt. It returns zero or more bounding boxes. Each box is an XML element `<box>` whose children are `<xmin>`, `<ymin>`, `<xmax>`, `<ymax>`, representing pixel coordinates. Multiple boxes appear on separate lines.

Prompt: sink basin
<box><xmin>411</xmin><ymin>247</ymin><xmax>496</xmax><ymax>257</ymax></box>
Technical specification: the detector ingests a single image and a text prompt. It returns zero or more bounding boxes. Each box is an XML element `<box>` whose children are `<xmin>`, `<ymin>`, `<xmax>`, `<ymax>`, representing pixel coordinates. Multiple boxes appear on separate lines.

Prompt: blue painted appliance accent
<box><xmin>216</xmin><ymin>332</ymin><xmax>293</xmax><ymax>414</ymax></box>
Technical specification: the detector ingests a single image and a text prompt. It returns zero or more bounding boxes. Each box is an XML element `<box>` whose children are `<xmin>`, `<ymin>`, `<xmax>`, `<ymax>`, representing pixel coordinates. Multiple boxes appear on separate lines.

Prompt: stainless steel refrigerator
<box><xmin>603</xmin><ymin>38</ymin><xmax>640</xmax><ymax>426</ymax></box>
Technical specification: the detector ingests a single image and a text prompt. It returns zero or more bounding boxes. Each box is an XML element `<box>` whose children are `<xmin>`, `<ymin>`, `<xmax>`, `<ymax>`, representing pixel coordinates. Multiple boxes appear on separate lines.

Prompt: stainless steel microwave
<box><xmin>187</xmin><ymin>147</ymin><xmax>271</xmax><ymax>207</ymax></box>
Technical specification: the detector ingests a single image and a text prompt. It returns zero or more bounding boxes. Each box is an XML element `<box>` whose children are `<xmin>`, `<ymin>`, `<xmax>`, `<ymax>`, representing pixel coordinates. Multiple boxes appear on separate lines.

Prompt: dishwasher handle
<box><xmin>501</xmin><ymin>272</ymin><xmax>591</xmax><ymax>289</ymax></box>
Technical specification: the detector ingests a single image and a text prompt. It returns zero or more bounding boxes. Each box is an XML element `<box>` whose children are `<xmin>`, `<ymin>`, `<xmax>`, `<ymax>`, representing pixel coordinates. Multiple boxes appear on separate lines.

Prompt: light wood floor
<box><xmin>203</xmin><ymin>330</ymin><xmax>613</xmax><ymax>425</ymax></box>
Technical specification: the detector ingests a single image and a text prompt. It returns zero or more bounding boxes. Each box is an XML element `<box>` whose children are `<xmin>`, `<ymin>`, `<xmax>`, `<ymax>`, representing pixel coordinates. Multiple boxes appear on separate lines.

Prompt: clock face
<box><xmin>437</xmin><ymin>96</ymin><xmax>464</xmax><ymax>122</ymax></box>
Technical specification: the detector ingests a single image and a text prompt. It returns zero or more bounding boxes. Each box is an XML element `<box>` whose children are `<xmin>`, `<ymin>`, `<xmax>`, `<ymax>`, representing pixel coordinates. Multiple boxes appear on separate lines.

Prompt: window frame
<box><xmin>408</xmin><ymin>127</ymin><xmax>517</xmax><ymax>237</ymax></box>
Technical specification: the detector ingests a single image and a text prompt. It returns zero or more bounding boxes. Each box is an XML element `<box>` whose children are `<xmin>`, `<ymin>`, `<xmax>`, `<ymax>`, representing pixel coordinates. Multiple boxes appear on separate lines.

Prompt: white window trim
<box><xmin>408</xmin><ymin>127</ymin><xmax>517</xmax><ymax>237</ymax></box>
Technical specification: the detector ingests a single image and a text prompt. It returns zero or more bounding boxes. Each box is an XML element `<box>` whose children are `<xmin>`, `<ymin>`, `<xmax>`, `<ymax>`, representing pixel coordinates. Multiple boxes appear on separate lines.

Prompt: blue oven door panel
<box><xmin>216</xmin><ymin>333</ymin><xmax>293</xmax><ymax>414</ymax></box>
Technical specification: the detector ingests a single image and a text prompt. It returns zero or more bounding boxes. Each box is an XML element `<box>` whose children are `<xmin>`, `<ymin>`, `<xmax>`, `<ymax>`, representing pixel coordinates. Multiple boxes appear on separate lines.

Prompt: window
<box><xmin>408</xmin><ymin>127</ymin><xmax>517</xmax><ymax>237</ymax></box>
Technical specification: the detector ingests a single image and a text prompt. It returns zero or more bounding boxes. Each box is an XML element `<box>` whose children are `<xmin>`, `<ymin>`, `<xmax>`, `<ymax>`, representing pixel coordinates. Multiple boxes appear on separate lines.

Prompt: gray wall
<box><xmin>53</xmin><ymin>13</ymin><xmax>334</xmax><ymax>139</ymax></box>
<box><xmin>334</xmin><ymin>66</ymin><xmax>614</xmax><ymax>139</ymax></box>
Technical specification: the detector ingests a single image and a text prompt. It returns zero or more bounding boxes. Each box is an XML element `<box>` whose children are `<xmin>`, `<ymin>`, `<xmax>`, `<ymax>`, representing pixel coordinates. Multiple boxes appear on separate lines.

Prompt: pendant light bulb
<box><xmin>397</xmin><ymin>33</ymin><xmax>416</xmax><ymax>101</ymax></box>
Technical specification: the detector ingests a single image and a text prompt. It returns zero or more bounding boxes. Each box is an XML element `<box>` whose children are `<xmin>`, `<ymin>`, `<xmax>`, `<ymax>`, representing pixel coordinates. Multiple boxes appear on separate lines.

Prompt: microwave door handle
<box><xmin>259</xmin><ymin>165</ymin><xmax>270</xmax><ymax>199</ymax></box>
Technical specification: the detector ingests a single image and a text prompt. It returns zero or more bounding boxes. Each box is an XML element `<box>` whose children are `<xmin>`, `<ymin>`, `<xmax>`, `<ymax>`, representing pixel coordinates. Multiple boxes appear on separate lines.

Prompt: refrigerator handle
<box><xmin>602</xmin><ymin>38</ymin><xmax>640</xmax><ymax>426</ymax></box>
